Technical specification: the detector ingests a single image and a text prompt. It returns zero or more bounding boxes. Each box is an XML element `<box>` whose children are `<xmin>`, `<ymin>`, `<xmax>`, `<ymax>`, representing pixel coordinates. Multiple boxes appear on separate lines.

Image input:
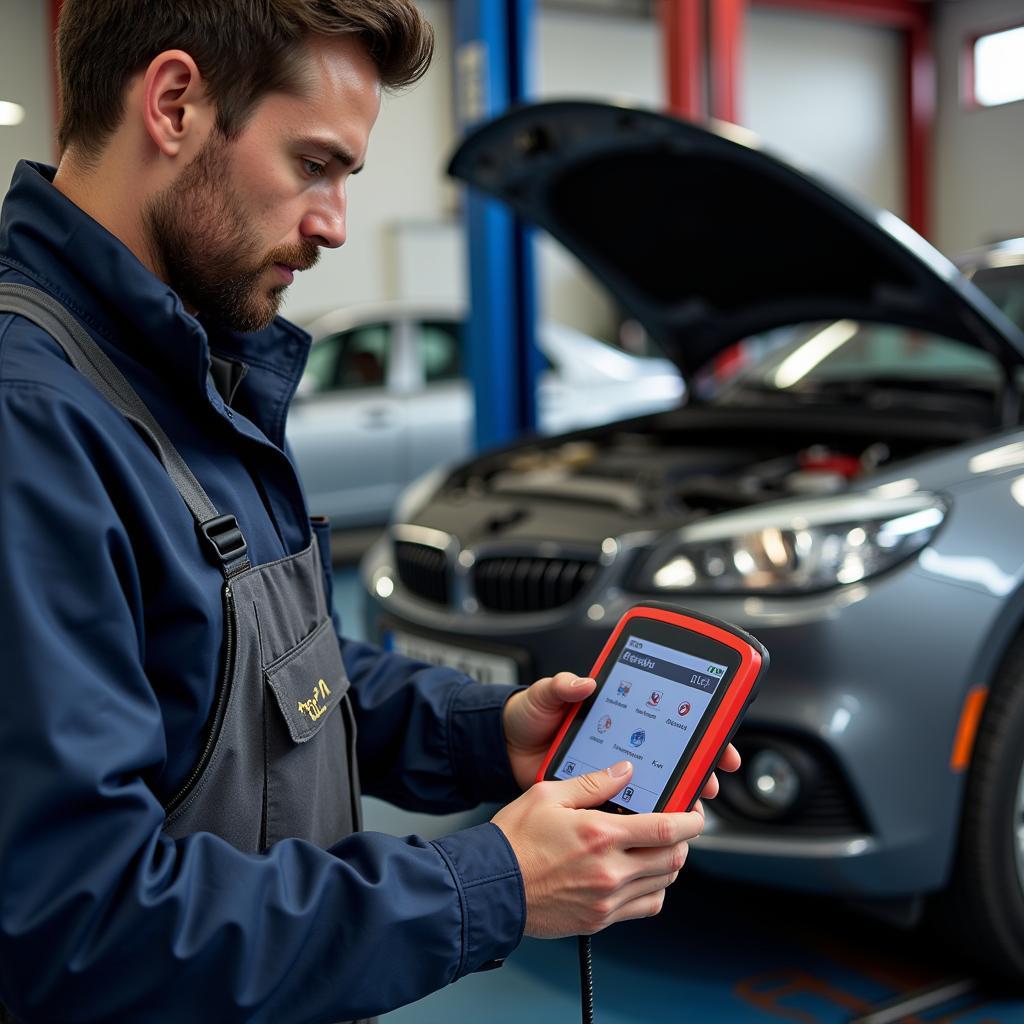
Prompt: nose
<box><xmin>300</xmin><ymin>183</ymin><xmax>347</xmax><ymax>249</ymax></box>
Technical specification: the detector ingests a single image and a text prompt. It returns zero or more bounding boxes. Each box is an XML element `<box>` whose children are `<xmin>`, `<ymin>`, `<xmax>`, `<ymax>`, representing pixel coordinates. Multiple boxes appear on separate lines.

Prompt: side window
<box><xmin>336</xmin><ymin>323</ymin><xmax>390</xmax><ymax>390</ymax></box>
<box><xmin>972</xmin><ymin>265</ymin><xmax>1024</xmax><ymax>332</ymax></box>
<box><xmin>417</xmin><ymin>320</ymin><xmax>462</xmax><ymax>384</ymax></box>
<box><xmin>298</xmin><ymin>333</ymin><xmax>341</xmax><ymax>397</ymax></box>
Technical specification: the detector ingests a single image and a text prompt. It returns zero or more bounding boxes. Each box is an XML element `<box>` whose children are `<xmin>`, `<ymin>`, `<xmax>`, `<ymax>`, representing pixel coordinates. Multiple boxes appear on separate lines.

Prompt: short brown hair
<box><xmin>56</xmin><ymin>0</ymin><xmax>434</xmax><ymax>159</ymax></box>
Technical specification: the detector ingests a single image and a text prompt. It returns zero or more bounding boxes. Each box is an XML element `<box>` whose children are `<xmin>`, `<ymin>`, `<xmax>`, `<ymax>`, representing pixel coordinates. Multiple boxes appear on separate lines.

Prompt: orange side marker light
<box><xmin>950</xmin><ymin>685</ymin><xmax>989</xmax><ymax>772</ymax></box>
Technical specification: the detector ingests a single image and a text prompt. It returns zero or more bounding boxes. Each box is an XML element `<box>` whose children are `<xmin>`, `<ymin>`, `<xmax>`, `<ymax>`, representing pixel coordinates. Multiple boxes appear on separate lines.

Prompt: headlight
<box><xmin>633</xmin><ymin>491</ymin><xmax>947</xmax><ymax>594</ymax></box>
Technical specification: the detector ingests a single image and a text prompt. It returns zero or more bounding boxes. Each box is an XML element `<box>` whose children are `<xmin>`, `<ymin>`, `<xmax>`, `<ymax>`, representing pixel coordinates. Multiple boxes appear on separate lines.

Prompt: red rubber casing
<box><xmin>536</xmin><ymin>604</ymin><xmax>768</xmax><ymax>813</ymax></box>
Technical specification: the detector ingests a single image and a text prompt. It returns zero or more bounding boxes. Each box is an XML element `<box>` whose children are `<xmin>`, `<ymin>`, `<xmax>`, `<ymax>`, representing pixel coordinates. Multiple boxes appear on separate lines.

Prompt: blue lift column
<box><xmin>453</xmin><ymin>0</ymin><xmax>540</xmax><ymax>452</ymax></box>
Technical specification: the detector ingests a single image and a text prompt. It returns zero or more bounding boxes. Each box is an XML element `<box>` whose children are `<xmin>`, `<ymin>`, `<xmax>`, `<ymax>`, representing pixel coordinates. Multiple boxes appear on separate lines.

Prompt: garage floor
<box><xmin>333</xmin><ymin>566</ymin><xmax>1024</xmax><ymax>1023</ymax></box>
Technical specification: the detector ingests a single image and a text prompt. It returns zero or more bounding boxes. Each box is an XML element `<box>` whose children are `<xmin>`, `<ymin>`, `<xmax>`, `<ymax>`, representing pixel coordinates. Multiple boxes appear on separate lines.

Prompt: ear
<box><xmin>141</xmin><ymin>49</ymin><xmax>212</xmax><ymax>157</ymax></box>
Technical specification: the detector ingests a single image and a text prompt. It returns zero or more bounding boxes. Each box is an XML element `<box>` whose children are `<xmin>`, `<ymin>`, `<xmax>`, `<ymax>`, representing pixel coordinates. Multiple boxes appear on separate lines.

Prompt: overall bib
<box><xmin>0</xmin><ymin>285</ymin><xmax>369</xmax><ymax>1024</ymax></box>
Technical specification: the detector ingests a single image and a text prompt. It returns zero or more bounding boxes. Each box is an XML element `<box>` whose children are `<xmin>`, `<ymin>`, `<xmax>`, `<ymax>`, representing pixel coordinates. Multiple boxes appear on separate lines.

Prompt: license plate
<box><xmin>389</xmin><ymin>630</ymin><xmax>521</xmax><ymax>686</ymax></box>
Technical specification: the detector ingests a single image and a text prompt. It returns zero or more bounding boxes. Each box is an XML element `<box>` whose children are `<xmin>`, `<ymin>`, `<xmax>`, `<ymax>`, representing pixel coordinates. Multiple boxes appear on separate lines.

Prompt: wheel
<box><xmin>943</xmin><ymin>631</ymin><xmax>1024</xmax><ymax>977</ymax></box>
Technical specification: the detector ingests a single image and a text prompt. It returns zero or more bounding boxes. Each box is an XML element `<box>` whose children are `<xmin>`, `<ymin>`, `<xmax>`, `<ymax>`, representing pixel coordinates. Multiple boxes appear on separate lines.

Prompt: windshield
<box><xmin>704</xmin><ymin>258</ymin><xmax>1024</xmax><ymax>403</ymax></box>
<box><xmin>720</xmin><ymin>320</ymin><xmax>999</xmax><ymax>396</ymax></box>
<box><xmin>968</xmin><ymin>262</ymin><xmax>1024</xmax><ymax>331</ymax></box>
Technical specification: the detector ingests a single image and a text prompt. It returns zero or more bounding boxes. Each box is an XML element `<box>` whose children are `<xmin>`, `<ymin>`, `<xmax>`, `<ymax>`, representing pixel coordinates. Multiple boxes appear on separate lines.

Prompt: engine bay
<box><xmin>432</xmin><ymin>406</ymin><xmax>982</xmax><ymax>538</ymax></box>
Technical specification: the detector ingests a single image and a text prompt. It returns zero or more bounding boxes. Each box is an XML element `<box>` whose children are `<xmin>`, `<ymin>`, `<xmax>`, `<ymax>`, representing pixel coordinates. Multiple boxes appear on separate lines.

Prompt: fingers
<box><xmin>555</xmin><ymin>761</ymin><xmax>633</xmax><ymax>809</ymax></box>
<box><xmin>718</xmin><ymin>743</ymin><xmax>742</xmax><ymax>773</ymax></box>
<box><xmin>700</xmin><ymin>772</ymin><xmax>720</xmax><ymax>800</ymax></box>
<box><xmin>618</xmin><ymin>841</ymin><xmax>689</xmax><ymax>881</ymax></box>
<box><xmin>615</xmin><ymin>809</ymin><xmax>703</xmax><ymax>847</ymax></box>
<box><xmin>528</xmin><ymin>671</ymin><xmax>596</xmax><ymax>712</ymax></box>
<box><xmin>700</xmin><ymin>744</ymin><xmax>742</xmax><ymax>799</ymax></box>
<box><xmin>605</xmin><ymin>887</ymin><xmax>672</xmax><ymax>928</ymax></box>
<box><xmin>581</xmin><ymin>860</ymin><xmax>687</xmax><ymax>934</ymax></box>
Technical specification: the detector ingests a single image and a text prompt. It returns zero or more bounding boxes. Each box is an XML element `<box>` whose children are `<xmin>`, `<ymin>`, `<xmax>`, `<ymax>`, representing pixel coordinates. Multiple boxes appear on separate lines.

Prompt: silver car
<box><xmin>361</xmin><ymin>102</ymin><xmax>1024</xmax><ymax>975</ymax></box>
<box><xmin>286</xmin><ymin>303</ymin><xmax>682</xmax><ymax>528</ymax></box>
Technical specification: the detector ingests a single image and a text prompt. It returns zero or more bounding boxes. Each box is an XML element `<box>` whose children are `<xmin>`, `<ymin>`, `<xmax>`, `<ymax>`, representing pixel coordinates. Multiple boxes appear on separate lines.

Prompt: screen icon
<box><xmin>564</xmin><ymin>761</ymin><xmax>576</xmax><ymax>775</ymax></box>
<box><xmin>677</xmin><ymin>701</ymin><xmax>691</xmax><ymax>717</ymax></box>
<box><xmin>647</xmin><ymin>691</ymin><xmax>663</xmax><ymax>708</ymax></box>
<box><xmin>617</xmin><ymin>680</ymin><xmax>632</xmax><ymax>697</ymax></box>
<box><xmin>630</xmin><ymin>729</ymin><xmax>646</xmax><ymax>748</ymax></box>
<box><xmin>621</xmin><ymin>786</ymin><xmax>635</xmax><ymax>803</ymax></box>
<box><xmin>597</xmin><ymin>715</ymin><xmax>613</xmax><ymax>734</ymax></box>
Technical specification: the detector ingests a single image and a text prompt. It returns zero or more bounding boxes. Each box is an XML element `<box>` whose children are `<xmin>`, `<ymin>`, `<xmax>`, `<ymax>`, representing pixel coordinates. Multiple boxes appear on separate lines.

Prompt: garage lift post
<box><xmin>453</xmin><ymin>0</ymin><xmax>541</xmax><ymax>452</ymax></box>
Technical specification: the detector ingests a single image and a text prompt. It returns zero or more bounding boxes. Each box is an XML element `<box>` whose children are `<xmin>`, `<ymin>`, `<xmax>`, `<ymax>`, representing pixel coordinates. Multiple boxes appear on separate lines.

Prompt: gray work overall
<box><xmin>0</xmin><ymin>286</ymin><xmax>369</xmax><ymax>1024</ymax></box>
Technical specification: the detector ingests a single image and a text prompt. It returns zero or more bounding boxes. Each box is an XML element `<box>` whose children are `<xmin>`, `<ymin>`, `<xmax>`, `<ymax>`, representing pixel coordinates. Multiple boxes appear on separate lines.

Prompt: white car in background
<box><xmin>286</xmin><ymin>302</ymin><xmax>683</xmax><ymax>528</ymax></box>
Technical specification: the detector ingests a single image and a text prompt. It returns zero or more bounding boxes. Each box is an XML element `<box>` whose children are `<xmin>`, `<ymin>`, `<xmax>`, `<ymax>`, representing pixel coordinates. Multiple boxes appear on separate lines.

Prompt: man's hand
<box><xmin>491</xmin><ymin>761</ymin><xmax>703</xmax><ymax>937</ymax></box>
<box><xmin>503</xmin><ymin>671</ymin><xmax>741</xmax><ymax>795</ymax></box>
<box><xmin>504</xmin><ymin>671</ymin><xmax>597</xmax><ymax>791</ymax></box>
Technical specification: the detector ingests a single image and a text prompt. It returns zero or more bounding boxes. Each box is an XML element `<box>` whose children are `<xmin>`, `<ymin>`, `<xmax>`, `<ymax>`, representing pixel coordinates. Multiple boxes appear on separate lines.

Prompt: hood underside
<box><xmin>448</xmin><ymin>101</ymin><xmax>1024</xmax><ymax>379</ymax></box>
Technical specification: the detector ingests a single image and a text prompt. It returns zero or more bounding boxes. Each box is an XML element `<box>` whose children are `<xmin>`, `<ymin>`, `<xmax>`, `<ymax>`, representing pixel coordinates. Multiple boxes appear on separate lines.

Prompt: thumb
<box><xmin>556</xmin><ymin>760</ymin><xmax>633</xmax><ymax>809</ymax></box>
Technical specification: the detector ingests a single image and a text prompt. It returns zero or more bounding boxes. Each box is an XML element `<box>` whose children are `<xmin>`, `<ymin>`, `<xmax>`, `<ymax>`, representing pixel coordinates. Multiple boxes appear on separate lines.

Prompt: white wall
<box><xmin>743</xmin><ymin>7</ymin><xmax>904</xmax><ymax>219</ymax></box>
<box><xmin>933</xmin><ymin>0</ymin><xmax>1024</xmax><ymax>254</ymax></box>
<box><xmin>535</xmin><ymin>7</ymin><xmax>663</xmax><ymax>340</ymax></box>
<box><xmin>4</xmin><ymin>1</ymin><xmax>1021</xmax><ymax>323</ymax></box>
<box><xmin>0</xmin><ymin>0</ymin><xmax>54</xmax><ymax>192</ymax></box>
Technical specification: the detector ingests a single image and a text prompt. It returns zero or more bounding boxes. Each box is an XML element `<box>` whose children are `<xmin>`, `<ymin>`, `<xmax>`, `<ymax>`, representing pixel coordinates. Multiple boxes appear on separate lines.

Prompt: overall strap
<box><xmin>0</xmin><ymin>283</ymin><xmax>251</xmax><ymax>579</ymax></box>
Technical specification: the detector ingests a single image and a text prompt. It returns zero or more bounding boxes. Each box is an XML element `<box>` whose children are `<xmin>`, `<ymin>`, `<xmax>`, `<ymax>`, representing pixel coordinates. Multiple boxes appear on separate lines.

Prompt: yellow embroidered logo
<box><xmin>297</xmin><ymin>678</ymin><xmax>332</xmax><ymax>722</ymax></box>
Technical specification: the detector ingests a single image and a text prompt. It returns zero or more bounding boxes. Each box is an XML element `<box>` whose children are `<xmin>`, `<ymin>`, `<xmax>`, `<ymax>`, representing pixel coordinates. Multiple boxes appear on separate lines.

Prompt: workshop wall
<box><xmin>287</xmin><ymin>2</ymin><xmax>918</xmax><ymax>342</ymax></box>
<box><xmin>535</xmin><ymin>6</ymin><xmax>662</xmax><ymax>345</ymax></box>
<box><xmin>934</xmin><ymin>0</ymin><xmax>1024</xmax><ymax>253</ymax></box>
<box><xmin>0</xmin><ymin>1</ymin><xmax>54</xmax><ymax>195</ymax></box>
<box><xmin>531</xmin><ymin>4</ymin><xmax>906</xmax><ymax>346</ymax></box>
<box><xmin>742</xmin><ymin>7</ymin><xmax>904</xmax><ymax>219</ymax></box>
<box><xmin>2</xmin><ymin>2</ymin><xmax>1021</xmax><ymax>329</ymax></box>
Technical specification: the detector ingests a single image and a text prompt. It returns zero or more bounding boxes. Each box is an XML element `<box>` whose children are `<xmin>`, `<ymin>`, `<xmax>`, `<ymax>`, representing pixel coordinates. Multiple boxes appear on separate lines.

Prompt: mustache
<box><xmin>265</xmin><ymin>242</ymin><xmax>320</xmax><ymax>274</ymax></box>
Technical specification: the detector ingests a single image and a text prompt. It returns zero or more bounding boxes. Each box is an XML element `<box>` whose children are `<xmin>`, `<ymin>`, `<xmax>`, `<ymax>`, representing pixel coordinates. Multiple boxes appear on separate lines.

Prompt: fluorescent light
<box><xmin>0</xmin><ymin>102</ymin><xmax>25</xmax><ymax>127</ymax></box>
<box><xmin>772</xmin><ymin>319</ymin><xmax>859</xmax><ymax>389</ymax></box>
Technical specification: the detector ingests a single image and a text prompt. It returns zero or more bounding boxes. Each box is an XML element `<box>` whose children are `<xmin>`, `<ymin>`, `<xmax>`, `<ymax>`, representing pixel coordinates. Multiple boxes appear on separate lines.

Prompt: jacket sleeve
<box><xmin>0</xmin><ymin>372</ymin><xmax>524</xmax><ymax>1023</ymax></box>
<box><xmin>340</xmin><ymin>633</ymin><xmax>527</xmax><ymax>812</ymax></box>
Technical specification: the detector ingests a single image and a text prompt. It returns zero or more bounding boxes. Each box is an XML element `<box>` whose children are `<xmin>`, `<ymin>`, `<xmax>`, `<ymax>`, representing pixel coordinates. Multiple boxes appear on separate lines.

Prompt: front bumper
<box><xmin>361</xmin><ymin>528</ymin><xmax>1001</xmax><ymax>898</ymax></box>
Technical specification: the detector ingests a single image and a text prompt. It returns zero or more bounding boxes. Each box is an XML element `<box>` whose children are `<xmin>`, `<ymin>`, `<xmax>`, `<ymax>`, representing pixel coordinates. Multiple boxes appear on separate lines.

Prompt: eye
<box><xmin>301</xmin><ymin>158</ymin><xmax>326</xmax><ymax>177</ymax></box>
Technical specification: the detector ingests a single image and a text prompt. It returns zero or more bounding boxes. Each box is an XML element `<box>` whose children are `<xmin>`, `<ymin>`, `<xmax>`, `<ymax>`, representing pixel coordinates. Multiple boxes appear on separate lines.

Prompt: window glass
<box><xmin>722</xmin><ymin>320</ymin><xmax>999</xmax><ymax>395</ymax></box>
<box><xmin>336</xmin><ymin>324</ymin><xmax>389</xmax><ymax>390</ymax></box>
<box><xmin>973</xmin><ymin>25</ymin><xmax>1024</xmax><ymax>107</ymax></box>
<box><xmin>299</xmin><ymin>334</ymin><xmax>340</xmax><ymax>396</ymax></box>
<box><xmin>417</xmin><ymin>320</ymin><xmax>462</xmax><ymax>383</ymax></box>
<box><xmin>971</xmin><ymin>264</ymin><xmax>1024</xmax><ymax>331</ymax></box>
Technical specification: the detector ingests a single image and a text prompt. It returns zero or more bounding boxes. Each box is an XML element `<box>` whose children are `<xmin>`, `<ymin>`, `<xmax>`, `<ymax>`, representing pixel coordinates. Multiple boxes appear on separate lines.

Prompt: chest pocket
<box><xmin>261</xmin><ymin>615</ymin><xmax>358</xmax><ymax>850</ymax></box>
<box><xmin>267</xmin><ymin>618</ymin><xmax>348</xmax><ymax>742</ymax></box>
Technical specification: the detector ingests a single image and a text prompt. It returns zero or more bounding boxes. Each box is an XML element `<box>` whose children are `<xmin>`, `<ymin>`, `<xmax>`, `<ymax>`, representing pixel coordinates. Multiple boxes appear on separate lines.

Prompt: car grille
<box><xmin>395</xmin><ymin>541</ymin><xmax>449</xmax><ymax>606</ymax></box>
<box><xmin>472</xmin><ymin>556</ymin><xmax>598</xmax><ymax>613</ymax></box>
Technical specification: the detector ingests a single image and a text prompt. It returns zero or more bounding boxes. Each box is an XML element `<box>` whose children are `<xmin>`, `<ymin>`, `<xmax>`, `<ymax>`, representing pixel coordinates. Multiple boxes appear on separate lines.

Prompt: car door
<box><xmin>287</xmin><ymin>320</ymin><xmax>407</xmax><ymax>527</ymax></box>
<box><xmin>406</xmin><ymin>317</ymin><xmax>473</xmax><ymax>481</ymax></box>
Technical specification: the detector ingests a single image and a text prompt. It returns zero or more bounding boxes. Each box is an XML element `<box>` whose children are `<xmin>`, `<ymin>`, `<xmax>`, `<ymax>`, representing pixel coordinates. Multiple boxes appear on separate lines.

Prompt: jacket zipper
<box><xmin>165</xmin><ymin>583</ymin><xmax>237</xmax><ymax>815</ymax></box>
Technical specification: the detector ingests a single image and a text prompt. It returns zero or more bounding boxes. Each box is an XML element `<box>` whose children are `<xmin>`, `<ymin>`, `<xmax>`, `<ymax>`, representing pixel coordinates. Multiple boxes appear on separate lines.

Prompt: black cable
<box><xmin>578</xmin><ymin>934</ymin><xmax>594</xmax><ymax>1024</ymax></box>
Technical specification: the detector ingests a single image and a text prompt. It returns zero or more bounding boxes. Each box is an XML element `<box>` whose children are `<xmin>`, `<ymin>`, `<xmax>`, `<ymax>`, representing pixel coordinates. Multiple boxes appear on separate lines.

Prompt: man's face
<box><xmin>144</xmin><ymin>34</ymin><xmax>381</xmax><ymax>332</ymax></box>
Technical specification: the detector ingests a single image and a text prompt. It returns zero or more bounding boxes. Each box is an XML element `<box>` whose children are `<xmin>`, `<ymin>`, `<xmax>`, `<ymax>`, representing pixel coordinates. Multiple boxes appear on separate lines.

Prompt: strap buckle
<box><xmin>198</xmin><ymin>514</ymin><xmax>248</xmax><ymax>566</ymax></box>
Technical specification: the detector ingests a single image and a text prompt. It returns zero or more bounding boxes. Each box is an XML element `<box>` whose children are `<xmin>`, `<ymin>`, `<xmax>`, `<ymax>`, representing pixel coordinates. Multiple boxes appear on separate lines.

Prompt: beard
<box><xmin>143</xmin><ymin>132</ymin><xmax>319</xmax><ymax>333</ymax></box>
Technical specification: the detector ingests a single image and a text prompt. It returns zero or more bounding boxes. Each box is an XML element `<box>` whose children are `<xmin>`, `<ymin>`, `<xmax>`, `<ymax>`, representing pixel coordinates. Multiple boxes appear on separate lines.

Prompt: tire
<box><xmin>943</xmin><ymin>631</ymin><xmax>1024</xmax><ymax>978</ymax></box>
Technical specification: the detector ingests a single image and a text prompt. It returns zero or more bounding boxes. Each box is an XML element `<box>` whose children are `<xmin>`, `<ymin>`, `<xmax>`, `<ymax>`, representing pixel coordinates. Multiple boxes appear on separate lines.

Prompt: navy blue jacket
<box><xmin>0</xmin><ymin>162</ymin><xmax>525</xmax><ymax>1022</ymax></box>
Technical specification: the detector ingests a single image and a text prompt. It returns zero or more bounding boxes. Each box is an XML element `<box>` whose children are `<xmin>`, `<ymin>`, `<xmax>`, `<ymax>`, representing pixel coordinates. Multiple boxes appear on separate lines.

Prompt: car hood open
<box><xmin>448</xmin><ymin>101</ymin><xmax>1024</xmax><ymax>380</ymax></box>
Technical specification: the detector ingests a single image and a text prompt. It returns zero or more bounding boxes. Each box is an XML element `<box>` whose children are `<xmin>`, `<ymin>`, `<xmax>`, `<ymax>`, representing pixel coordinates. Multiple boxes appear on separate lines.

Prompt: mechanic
<box><xmin>0</xmin><ymin>2</ymin><xmax>736</xmax><ymax>1021</ymax></box>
